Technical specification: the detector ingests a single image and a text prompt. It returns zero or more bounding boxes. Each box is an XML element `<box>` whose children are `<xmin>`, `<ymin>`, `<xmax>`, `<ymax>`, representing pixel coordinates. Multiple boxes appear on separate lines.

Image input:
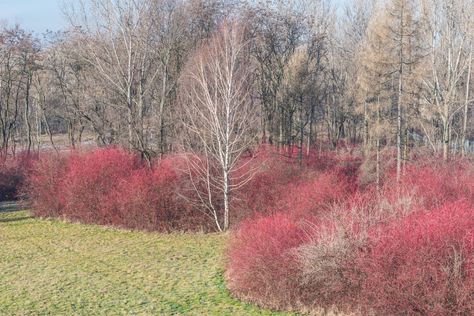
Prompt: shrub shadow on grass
<box><xmin>0</xmin><ymin>216</ymin><xmax>32</xmax><ymax>223</ymax></box>
<box><xmin>0</xmin><ymin>201</ymin><xmax>22</xmax><ymax>213</ymax></box>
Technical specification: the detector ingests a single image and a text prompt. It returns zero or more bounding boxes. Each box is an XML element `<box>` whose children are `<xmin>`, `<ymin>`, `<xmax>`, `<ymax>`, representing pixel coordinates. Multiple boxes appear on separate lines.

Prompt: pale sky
<box><xmin>0</xmin><ymin>0</ymin><xmax>350</xmax><ymax>35</ymax></box>
<box><xmin>0</xmin><ymin>0</ymin><xmax>66</xmax><ymax>34</ymax></box>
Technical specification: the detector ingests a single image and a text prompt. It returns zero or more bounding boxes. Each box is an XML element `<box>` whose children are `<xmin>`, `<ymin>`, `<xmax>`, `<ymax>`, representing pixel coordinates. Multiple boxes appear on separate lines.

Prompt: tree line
<box><xmin>0</xmin><ymin>0</ymin><xmax>473</xmax><ymax>177</ymax></box>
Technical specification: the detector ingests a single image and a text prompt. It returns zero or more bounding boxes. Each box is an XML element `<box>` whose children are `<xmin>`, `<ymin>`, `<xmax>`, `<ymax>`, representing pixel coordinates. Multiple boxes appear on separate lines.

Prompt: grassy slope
<box><xmin>0</xmin><ymin>211</ymin><xmax>295</xmax><ymax>315</ymax></box>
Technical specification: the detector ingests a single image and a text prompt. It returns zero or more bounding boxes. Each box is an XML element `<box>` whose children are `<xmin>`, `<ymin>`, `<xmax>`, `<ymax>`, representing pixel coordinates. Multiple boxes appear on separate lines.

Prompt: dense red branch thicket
<box><xmin>24</xmin><ymin>148</ymin><xmax>214</xmax><ymax>232</ymax></box>
<box><xmin>0</xmin><ymin>152</ymin><xmax>37</xmax><ymax>201</ymax></box>
<box><xmin>226</xmin><ymin>153</ymin><xmax>474</xmax><ymax>315</ymax></box>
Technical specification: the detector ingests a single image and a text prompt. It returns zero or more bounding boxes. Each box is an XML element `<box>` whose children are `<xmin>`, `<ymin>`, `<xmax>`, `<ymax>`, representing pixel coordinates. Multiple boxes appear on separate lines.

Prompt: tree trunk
<box><xmin>24</xmin><ymin>76</ymin><xmax>32</xmax><ymax>153</ymax></box>
<box><xmin>127</xmin><ymin>107</ymin><xmax>134</xmax><ymax>150</ymax></box>
<box><xmin>403</xmin><ymin>128</ymin><xmax>408</xmax><ymax>173</ymax></box>
<box><xmin>158</xmin><ymin>67</ymin><xmax>168</xmax><ymax>157</ymax></box>
<box><xmin>397</xmin><ymin>71</ymin><xmax>403</xmax><ymax>181</ymax></box>
<box><xmin>42</xmin><ymin>112</ymin><xmax>58</xmax><ymax>154</ymax></box>
<box><xmin>462</xmin><ymin>48</ymin><xmax>472</xmax><ymax>157</ymax></box>
<box><xmin>68</xmin><ymin>121</ymin><xmax>76</xmax><ymax>149</ymax></box>
<box><xmin>376</xmin><ymin>96</ymin><xmax>381</xmax><ymax>190</ymax></box>
<box><xmin>223</xmin><ymin>169</ymin><xmax>230</xmax><ymax>231</ymax></box>
<box><xmin>363</xmin><ymin>101</ymin><xmax>369</xmax><ymax>157</ymax></box>
<box><xmin>442</xmin><ymin>116</ymin><xmax>450</xmax><ymax>161</ymax></box>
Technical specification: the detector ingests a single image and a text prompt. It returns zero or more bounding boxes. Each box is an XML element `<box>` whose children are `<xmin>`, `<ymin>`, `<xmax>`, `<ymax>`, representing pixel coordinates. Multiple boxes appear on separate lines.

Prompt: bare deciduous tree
<box><xmin>420</xmin><ymin>0</ymin><xmax>474</xmax><ymax>160</ymax></box>
<box><xmin>180</xmin><ymin>21</ymin><xmax>257</xmax><ymax>231</ymax></box>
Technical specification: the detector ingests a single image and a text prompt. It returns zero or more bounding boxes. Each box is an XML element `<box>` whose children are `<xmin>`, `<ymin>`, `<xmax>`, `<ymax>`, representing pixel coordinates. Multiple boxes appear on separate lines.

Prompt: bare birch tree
<box><xmin>180</xmin><ymin>21</ymin><xmax>258</xmax><ymax>231</ymax></box>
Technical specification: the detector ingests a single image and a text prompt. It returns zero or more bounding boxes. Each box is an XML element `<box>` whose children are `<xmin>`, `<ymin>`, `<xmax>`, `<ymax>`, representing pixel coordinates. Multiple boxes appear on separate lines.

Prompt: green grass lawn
<box><xmin>0</xmin><ymin>210</ymin><xmax>296</xmax><ymax>315</ymax></box>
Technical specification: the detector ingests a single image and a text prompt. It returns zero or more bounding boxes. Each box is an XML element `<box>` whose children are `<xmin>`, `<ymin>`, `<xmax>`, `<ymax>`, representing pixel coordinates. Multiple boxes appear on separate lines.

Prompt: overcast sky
<box><xmin>0</xmin><ymin>0</ymin><xmax>66</xmax><ymax>34</ymax></box>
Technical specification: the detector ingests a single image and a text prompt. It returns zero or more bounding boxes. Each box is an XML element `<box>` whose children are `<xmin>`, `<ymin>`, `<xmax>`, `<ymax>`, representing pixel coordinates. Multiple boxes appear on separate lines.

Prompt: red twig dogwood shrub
<box><xmin>233</xmin><ymin>145</ymin><xmax>360</xmax><ymax>221</ymax></box>
<box><xmin>226</xmin><ymin>213</ymin><xmax>310</xmax><ymax>310</ymax></box>
<box><xmin>226</xmin><ymin>147</ymin><xmax>364</xmax><ymax>311</ymax></box>
<box><xmin>59</xmin><ymin>148</ymin><xmax>139</xmax><ymax>224</ymax></box>
<box><xmin>397</xmin><ymin>159</ymin><xmax>474</xmax><ymax>210</ymax></box>
<box><xmin>25</xmin><ymin>148</ymin><xmax>213</xmax><ymax>232</ymax></box>
<box><xmin>282</xmin><ymin>171</ymin><xmax>355</xmax><ymax>219</ymax></box>
<box><xmin>24</xmin><ymin>153</ymin><xmax>68</xmax><ymax>217</ymax></box>
<box><xmin>357</xmin><ymin>200</ymin><xmax>474</xmax><ymax>315</ymax></box>
<box><xmin>0</xmin><ymin>152</ymin><xmax>38</xmax><ymax>201</ymax></box>
<box><xmin>233</xmin><ymin>153</ymin><xmax>302</xmax><ymax>218</ymax></box>
<box><xmin>110</xmin><ymin>158</ymin><xmax>214</xmax><ymax>232</ymax></box>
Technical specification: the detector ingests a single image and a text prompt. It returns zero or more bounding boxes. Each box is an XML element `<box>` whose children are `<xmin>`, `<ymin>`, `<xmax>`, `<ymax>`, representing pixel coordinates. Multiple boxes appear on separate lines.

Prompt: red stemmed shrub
<box><xmin>110</xmin><ymin>158</ymin><xmax>214</xmax><ymax>232</ymax></box>
<box><xmin>60</xmin><ymin>148</ymin><xmax>139</xmax><ymax>224</ymax></box>
<box><xmin>226</xmin><ymin>147</ymin><xmax>363</xmax><ymax>311</ymax></box>
<box><xmin>357</xmin><ymin>200</ymin><xmax>474</xmax><ymax>315</ymax></box>
<box><xmin>233</xmin><ymin>152</ymin><xmax>302</xmax><ymax>219</ymax></box>
<box><xmin>0</xmin><ymin>152</ymin><xmax>38</xmax><ymax>201</ymax></box>
<box><xmin>25</xmin><ymin>148</ymin><xmax>213</xmax><ymax>232</ymax></box>
<box><xmin>282</xmin><ymin>171</ymin><xmax>354</xmax><ymax>219</ymax></box>
<box><xmin>24</xmin><ymin>153</ymin><xmax>68</xmax><ymax>217</ymax></box>
<box><xmin>233</xmin><ymin>146</ymin><xmax>360</xmax><ymax>221</ymax></box>
<box><xmin>226</xmin><ymin>213</ymin><xmax>310</xmax><ymax>310</ymax></box>
<box><xmin>397</xmin><ymin>159</ymin><xmax>474</xmax><ymax>210</ymax></box>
